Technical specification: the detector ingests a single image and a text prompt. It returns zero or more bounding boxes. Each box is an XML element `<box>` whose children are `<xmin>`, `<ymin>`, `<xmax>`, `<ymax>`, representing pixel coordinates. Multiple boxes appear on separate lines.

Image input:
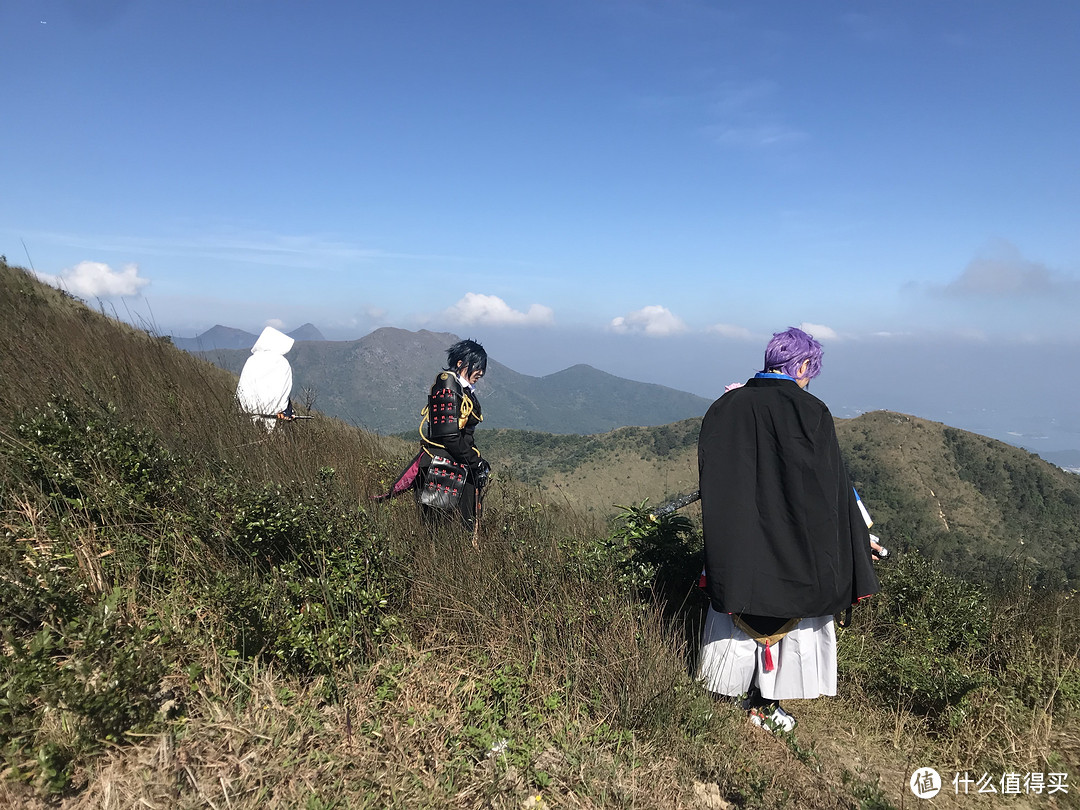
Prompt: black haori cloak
<box><xmin>698</xmin><ymin>376</ymin><xmax>880</xmax><ymax>620</ymax></box>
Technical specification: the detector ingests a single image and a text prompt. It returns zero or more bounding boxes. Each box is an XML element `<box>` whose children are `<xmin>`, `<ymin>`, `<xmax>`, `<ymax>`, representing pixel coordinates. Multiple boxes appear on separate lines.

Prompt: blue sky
<box><xmin>3</xmin><ymin>1</ymin><xmax>1079</xmax><ymax>452</ymax></box>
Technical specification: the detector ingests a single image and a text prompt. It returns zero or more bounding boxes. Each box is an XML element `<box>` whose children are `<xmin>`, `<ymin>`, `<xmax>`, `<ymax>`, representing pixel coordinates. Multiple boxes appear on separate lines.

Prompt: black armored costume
<box><xmin>378</xmin><ymin>340</ymin><xmax>490</xmax><ymax>529</ymax></box>
<box><xmin>418</xmin><ymin>368</ymin><xmax>488</xmax><ymax>526</ymax></box>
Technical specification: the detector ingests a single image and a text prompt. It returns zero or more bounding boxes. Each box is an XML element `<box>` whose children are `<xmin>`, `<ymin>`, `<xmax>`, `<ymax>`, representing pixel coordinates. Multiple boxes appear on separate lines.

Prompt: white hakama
<box><xmin>697</xmin><ymin>606</ymin><xmax>837</xmax><ymax>700</ymax></box>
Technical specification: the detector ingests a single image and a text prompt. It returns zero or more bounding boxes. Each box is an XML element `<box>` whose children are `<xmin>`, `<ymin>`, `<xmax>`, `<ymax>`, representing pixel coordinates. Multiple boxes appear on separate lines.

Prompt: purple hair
<box><xmin>761</xmin><ymin>327</ymin><xmax>823</xmax><ymax>380</ymax></box>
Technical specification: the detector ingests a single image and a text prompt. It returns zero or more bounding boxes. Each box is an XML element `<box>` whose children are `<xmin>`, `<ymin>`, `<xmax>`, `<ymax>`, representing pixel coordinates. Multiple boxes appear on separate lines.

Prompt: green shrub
<box><xmin>9</xmin><ymin>398</ymin><xmax>180</xmax><ymax>518</ymax></box>
<box><xmin>273</xmin><ymin>536</ymin><xmax>398</xmax><ymax>675</ymax></box>
<box><xmin>0</xmin><ymin>396</ymin><xmax>403</xmax><ymax>793</ymax></box>
<box><xmin>841</xmin><ymin>552</ymin><xmax>990</xmax><ymax>717</ymax></box>
<box><xmin>0</xmin><ymin>537</ymin><xmax>170</xmax><ymax>793</ymax></box>
<box><xmin>602</xmin><ymin>501</ymin><xmax>700</xmax><ymax>604</ymax></box>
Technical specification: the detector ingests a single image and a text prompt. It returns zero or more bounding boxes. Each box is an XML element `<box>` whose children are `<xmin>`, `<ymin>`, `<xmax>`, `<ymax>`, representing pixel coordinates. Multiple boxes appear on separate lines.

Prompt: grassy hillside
<box><xmin>2</xmin><ymin>260</ymin><xmax>1078</xmax><ymax>809</ymax></box>
<box><xmin>842</xmin><ymin>411</ymin><xmax>1080</xmax><ymax>588</ymax></box>
<box><xmin>482</xmin><ymin>410</ymin><xmax>1080</xmax><ymax>590</ymax></box>
<box><xmin>481</xmin><ymin>419</ymin><xmax>702</xmax><ymax>517</ymax></box>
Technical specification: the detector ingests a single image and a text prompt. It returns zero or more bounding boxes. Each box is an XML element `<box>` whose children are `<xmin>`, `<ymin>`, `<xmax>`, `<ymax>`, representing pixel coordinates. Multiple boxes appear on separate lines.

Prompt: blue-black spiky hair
<box><xmin>445</xmin><ymin>338</ymin><xmax>488</xmax><ymax>375</ymax></box>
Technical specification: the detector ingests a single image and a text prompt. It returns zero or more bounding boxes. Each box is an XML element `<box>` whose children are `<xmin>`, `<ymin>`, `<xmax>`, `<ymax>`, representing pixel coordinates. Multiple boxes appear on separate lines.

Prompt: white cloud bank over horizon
<box><xmin>703</xmin><ymin>321</ymin><xmax>840</xmax><ymax>343</ymax></box>
<box><xmin>36</xmin><ymin>261</ymin><xmax>150</xmax><ymax>298</ymax></box>
<box><xmin>705</xmin><ymin>322</ymin><xmax>757</xmax><ymax>340</ymax></box>
<box><xmin>610</xmin><ymin>305</ymin><xmax>688</xmax><ymax>336</ymax></box>
<box><xmin>443</xmin><ymin>293</ymin><xmax>555</xmax><ymax>327</ymax></box>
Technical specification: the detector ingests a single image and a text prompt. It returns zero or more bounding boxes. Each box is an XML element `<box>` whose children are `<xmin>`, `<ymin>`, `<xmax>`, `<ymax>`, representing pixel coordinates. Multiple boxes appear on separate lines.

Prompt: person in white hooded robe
<box><xmin>235</xmin><ymin>326</ymin><xmax>295</xmax><ymax>431</ymax></box>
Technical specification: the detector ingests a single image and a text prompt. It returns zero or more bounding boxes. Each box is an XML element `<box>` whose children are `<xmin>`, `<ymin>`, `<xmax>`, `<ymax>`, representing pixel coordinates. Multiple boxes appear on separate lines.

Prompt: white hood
<box><xmin>250</xmin><ymin>326</ymin><xmax>295</xmax><ymax>356</ymax></box>
<box><xmin>237</xmin><ymin>326</ymin><xmax>295</xmax><ymax>425</ymax></box>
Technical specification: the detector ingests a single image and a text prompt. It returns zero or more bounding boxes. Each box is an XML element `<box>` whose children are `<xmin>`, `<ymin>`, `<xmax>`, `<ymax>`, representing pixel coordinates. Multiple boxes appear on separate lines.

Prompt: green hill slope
<box><xmin>841</xmin><ymin>411</ymin><xmax>1080</xmax><ymax>588</ymax></box>
<box><xmin>482</xmin><ymin>410</ymin><xmax>1080</xmax><ymax>589</ymax></box>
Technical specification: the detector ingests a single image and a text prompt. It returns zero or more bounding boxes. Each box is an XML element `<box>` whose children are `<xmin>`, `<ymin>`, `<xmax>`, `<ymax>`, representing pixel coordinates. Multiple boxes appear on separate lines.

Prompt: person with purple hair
<box><xmin>696</xmin><ymin>327</ymin><xmax>881</xmax><ymax>733</ymax></box>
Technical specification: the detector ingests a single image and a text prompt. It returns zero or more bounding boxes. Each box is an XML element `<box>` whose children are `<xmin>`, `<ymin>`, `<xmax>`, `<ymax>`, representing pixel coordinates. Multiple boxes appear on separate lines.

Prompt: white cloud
<box><xmin>705</xmin><ymin>124</ymin><xmax>806</xmax><ymax>148</ymax></box>
<box><xmin>37</xmin><ymin>261</ymin><xmax>149</xmax><ymax>298</ymax></box>
<box><xmin>940</xmin><ymin>241</ymin><xmax>1070</xmax><ymax>298</ymax></box>
<box><xmin>706</xmin><ymin>322</ymin><xmax>756</xmax><ymax>340</ymax></box>
<box><xmin>20</xmin><ymin>228</ymin><xmax>465</xmax><ymax>271</ymax></box>
<box><xmin>953</xmin><ymin>327</ymin><xmax>988</xmax><ymax>342</ymax></box>
<box><xmin>799</xmin><ymin>322</ymin><xmax>839</xmax><ymax>341</ymax></box>
<box><xmin>712</xmin><ymin>78</ymin><xmax>780</xmax><ymax>116</ymax></box>
<box><xmin>919</xmin><ymin>240</ymin><xmax>1077</xmax><ymax>301</ymax></box>
<box><xmin>609</xmin><ymin>305</ymin><xmax>687</xmax><ymax>337</ymax></box>
<box><xmin>444</xmin><ymin>293</ymin><xmax>554</xmax><ymax>327</ymax></box>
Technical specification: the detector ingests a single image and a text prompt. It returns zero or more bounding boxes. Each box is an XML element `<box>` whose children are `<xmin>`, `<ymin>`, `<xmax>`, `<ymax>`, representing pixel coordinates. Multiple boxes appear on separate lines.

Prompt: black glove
<box><xmin>475</xmin><ymin>458</ymin><xmax>491</xmax><ymax>489</ymax></box>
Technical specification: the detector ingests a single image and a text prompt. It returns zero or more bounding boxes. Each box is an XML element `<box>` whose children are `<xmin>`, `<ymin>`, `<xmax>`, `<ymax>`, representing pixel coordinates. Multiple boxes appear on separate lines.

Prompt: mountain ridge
<box><xmin>191</xmin><ymin>326</ymin><xmax>713</xmax><ymax>434</ymax></box>
<box><xmin>171</xmin><ymin>322</ymin><xmax>326</xmax><ymax>352</ymax></box>
<box><xmin>178</xmin><ymin>324</ymin><xmax>1080</xmax><ymax>468</ymax></box>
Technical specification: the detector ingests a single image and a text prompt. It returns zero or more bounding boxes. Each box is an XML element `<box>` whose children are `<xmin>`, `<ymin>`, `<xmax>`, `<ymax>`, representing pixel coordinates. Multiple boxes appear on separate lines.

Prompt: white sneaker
<box><xmin>749</xmin><ymin>704</ymin><xmax>797</xmax><ymax>734</ymax></box>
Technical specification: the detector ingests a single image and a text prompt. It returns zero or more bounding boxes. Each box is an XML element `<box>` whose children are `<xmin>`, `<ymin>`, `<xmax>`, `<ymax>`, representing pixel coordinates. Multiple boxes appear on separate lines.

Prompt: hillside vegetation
<box><xmin>483</xmin><ymin>410</ymin><xmax>1080</xmax><ymax>591</ymax></box>
<box><xmin>1</xmin><ymin>260</ymin><xmax>1078</xmax><ymax>809</ymax></box>
<box><xmin>481</xmin><ymin>420</ymin><xmax>703</xmax><ymax>518</ymax></box>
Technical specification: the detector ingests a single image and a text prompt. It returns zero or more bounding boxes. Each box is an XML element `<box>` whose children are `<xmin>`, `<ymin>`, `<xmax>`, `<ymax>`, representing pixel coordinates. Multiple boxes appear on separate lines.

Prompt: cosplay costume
<box><xmin>236</xmin><ymin>326</ymin><xmax>295</xmax><ymax>431</ymax></box>
<box><xmin>417</xmin><ymin>371</ymin><xmax>487</xmax><ymax>525</ymax></box>
<box><xmin>697</xmin><ymin>373</ymin><xmax>879</xmax><ymax>700</ymax></box>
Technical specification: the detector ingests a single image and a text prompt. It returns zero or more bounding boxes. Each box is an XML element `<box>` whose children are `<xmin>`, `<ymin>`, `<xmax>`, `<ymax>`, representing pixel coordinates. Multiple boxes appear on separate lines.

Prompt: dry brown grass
<box><xmin>4</xmin><ymin>261</ymin><xmax>1078</xmax><ymax>810</ymax></box>
<box><xmin>0</xmin><ymin>647</ymin><xmax>856</xmax><ymax>810</ymax></box>
<box><xmin>794</xmin><ymin>683</ymin><xmax>1079</xmax><ymax>810</ymax></box>
<box><xmin>0</xmin><ymin>261</ymin><xmax>406</xmax><ymax>504</ymax></box>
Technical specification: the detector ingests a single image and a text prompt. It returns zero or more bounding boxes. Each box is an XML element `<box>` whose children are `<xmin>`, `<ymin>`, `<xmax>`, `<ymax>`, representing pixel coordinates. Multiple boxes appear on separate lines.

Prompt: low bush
<box><xmin>0</xmin><ymin>534</ymin><xmax>173</xmax><ymax>792</ymax></box>
<box><xmin>0</xmin><ymin>399</ymin><xmax>401</xmax><ymax>792</ymax></box>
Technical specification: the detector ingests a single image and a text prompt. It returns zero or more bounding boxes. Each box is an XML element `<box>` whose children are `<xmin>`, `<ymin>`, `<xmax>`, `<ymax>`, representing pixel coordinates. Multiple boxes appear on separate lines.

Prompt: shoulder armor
<box><xmin>427</xmin><ymin>372</ymin><xmax>463</xmax><ymax>439</ymax></box>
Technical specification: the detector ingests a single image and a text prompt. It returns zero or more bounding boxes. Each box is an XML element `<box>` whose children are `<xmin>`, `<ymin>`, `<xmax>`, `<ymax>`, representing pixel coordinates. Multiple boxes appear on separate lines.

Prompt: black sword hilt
<box><xmin>649</xmin><ymin>490</ymin><xmax>701</xmax><ymax>521</ymax></box>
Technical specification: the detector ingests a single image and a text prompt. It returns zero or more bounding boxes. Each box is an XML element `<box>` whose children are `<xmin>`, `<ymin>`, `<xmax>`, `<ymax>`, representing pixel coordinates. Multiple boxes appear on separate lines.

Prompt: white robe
<box><xmin>697</xmin><ymin>607</ymin><xmax>837</xmax><ymax>700</ymax></box>
<box><xmin>236</xmin><ymin>326</ymin><xmax>295</xmax><ymax>431</ymax></box>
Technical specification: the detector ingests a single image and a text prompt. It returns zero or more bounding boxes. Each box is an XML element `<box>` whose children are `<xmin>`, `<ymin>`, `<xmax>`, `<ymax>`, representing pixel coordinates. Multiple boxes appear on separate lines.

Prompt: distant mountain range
<box><xmin>171</xmin><ymin>323</ymin><xmax>326</xmax><ymax>352</ymax></box>
<box><xmin>185</xmin><ymin>326</ymin><xmax>712</xmax><ymax>435</ymax></box>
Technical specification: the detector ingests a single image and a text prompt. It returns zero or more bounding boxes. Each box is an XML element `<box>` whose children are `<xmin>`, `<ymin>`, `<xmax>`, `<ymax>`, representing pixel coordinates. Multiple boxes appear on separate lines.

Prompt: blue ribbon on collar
<box><xmin>754</xmin><ymin>372</ymin><xmax>797</xmax><ymax>381</ymax></box>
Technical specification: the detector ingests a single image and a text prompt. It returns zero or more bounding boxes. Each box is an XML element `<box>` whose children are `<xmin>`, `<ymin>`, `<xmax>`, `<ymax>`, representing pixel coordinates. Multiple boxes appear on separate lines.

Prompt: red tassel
<box><xmin>763</xmin><ymin>640</ymin><xmax>774</xmax><ymax>673</ymax></box>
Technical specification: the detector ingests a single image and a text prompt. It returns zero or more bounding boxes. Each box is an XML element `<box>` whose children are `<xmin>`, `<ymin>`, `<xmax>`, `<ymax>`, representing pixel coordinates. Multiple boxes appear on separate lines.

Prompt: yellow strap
<box><xmin>459</xmin><ymin>392</ymin><xmax>474</xmax><ymax>429</ymax></box>
<box><xmin>419</xmin><ymin>408</ymin><xmax>447</xmax><ymax>451</ymax></box>
<box><xmin>731</xmin><ymin>616</ymin><xmax>802</xmax><ymax>647</ymax></box>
